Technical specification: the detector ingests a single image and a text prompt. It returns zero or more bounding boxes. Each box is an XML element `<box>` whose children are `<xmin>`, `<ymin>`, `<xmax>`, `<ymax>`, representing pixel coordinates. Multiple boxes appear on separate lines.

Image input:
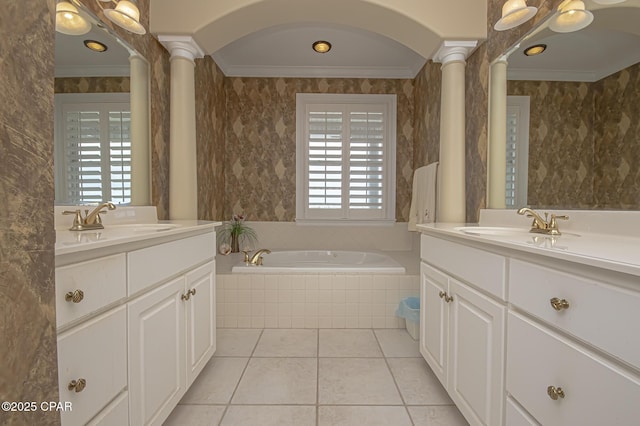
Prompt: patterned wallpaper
<box><xmin>220</xmin><ymin>77</ymin><xmax>416</xmax><ymax>222</ymax></box>
<box><xmin>413</xmin><ymin>61</ymin><xmax>442</xmax><ymax>168</ymax></box>
<box><xmin>54</xmin><ymin>76</ymin><xmax>130</xmax><ymax>93</ymax></box>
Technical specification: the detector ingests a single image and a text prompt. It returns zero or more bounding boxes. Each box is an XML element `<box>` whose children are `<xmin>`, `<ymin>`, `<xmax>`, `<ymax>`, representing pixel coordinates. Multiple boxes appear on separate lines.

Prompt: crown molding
<box><xmin>55</xmin><ymin>65</ymin><xmax>130</xmax><ymax>78</ymax></box>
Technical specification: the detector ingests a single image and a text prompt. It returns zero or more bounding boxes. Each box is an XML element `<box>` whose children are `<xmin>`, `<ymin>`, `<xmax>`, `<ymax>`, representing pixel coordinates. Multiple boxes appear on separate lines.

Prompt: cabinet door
<box><xmin>420</xmin><ymin>262</ymin><xmax>449</xmax><ymax>386</ymax></box>
<box><xmin>128</xmin><ymin>277</ymin><xmax>186</xmax><ymax>426</ymax></box>
<box><xmin>185</xmin><ymin>260</ymin><xmax>216</xmax><ymax>386</ymax></box>
<box><xmin>448</xmin><ymin>278</ymin><xmax>505</xmax><ymax>426</ymax></box>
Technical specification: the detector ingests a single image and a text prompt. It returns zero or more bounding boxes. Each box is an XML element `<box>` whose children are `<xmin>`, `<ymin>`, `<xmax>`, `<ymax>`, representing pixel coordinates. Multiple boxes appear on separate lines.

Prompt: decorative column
<box><xmin>487</xmin><ymin>57</ymin><xmax>508</xmax><ymax>209</ymax></box>
<box><xmin>129</xmin><ymin>54</ymin><xmax>151</xmax><ymax>205</ymax></box>
<box><xmin>158</xmin><ymin>36</ymin><xmax>205</xmax><ymax>220</ymax></box>
<box><xmin>433</xmin><ymin>40</ymin><xmax>477</xmax><ymax>223</ymax></box>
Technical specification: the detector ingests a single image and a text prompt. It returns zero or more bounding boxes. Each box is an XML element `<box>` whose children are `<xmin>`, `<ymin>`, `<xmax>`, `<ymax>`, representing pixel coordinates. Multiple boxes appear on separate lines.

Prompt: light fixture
<box><xmin>494</xmin><ymin>0</ymin><xmax>538</xmax><ymax>31</ymax></box>
<box><xmin>96</xmin><ymin>0</ymin><xmax>146</xmax><ymax>35</ymax></box>
<box><xmin>84</xmin><ymin>39</ymin><xmax>108</xmax><ymax>52</ymax></box>
<box><xmin>524</xmin><ymin>44</ymin><xmax>547</xmax><ymax>56</ymax></box>
<box><xmin>312</xmin><ymin>41</ymin><xmax>332</xmax><ymax>54</ymax></box>
<box><xmin>591</xmin><ymin>0</ymin><xmax>627</xmax><ymax>4</ymax></box>
<box><xmin>56</xmin><ymin>0</ymin><xmax>91</xmax><ymax>35</ymax></box>
<box><xmin>549</xmin><ymin>0</ymin><xmax>594</xmax><ymax>33</ymax></box>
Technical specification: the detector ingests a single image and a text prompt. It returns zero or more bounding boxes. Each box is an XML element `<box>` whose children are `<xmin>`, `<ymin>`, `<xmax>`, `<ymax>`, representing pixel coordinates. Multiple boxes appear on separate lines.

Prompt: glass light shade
<box><xmin>103</xmin><ymin>0</ymin><xmax>146</xmax><ymax>34</ymax></box>
<box><xmin>591</xmin><ymin>0</ymin><xmax>626</xmax><ymax>4</ymax></box>
<box><xmin>494</xmin><ymin>0</ymin><xmax>538</xmax><ymax>31</ymax></box>
<box><xmin>56</xmin><ymin>1</ymin><xmax>91</xmax><ymax>36</ymax></box>
<box><xmin>549</xmin><ymin>0</ymin><xmax>594</xmax><ymax>33</ymax></box>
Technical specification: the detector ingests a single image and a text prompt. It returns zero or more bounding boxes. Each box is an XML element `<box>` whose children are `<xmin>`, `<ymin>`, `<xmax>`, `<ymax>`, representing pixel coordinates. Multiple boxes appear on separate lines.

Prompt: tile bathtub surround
<box><xmin>165</xmin><ymin>328</ymin><xmax>468</xmax><ymax>426</ymax></box>
<box><xmin>216</xmin><ymin>274</ymin><xmax>420</xmax><ymax>329</ymax></box>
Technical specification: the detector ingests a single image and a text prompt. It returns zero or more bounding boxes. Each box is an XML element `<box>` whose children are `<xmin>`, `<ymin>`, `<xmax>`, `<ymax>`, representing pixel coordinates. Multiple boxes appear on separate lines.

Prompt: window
<box><xmin>55</xmin><ymin>93</ymin><xmax>131</xmax><ymax>205</ymax></box>
<box><xmin>506</xmin><ymin>96</ymin><xmax>530</xmax><ymax>209</ymax></box>
<box><xmin>296</xmin><ymin>94</ymin><xmax>396</xmax><ymax>223</ymax></box>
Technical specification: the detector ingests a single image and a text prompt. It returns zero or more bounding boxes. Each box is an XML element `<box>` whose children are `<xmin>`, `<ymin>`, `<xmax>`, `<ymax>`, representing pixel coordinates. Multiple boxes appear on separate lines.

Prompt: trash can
<box><xmin>396</xmin><ymin>297</ymin><xmax>420</xmax><ymax>340</ymax></box>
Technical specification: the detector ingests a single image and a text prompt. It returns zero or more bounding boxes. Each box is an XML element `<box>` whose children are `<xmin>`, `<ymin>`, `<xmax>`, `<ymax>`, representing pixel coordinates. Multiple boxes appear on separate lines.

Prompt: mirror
<box><xmin>54</xmin><ymin>2</ymin><xmax>150</xmax><ymax>206</ymax></box>
<box><xmin>487</xmin><ymin>0</ymin><xmax>640</xmax><ymax>210</ymax></box>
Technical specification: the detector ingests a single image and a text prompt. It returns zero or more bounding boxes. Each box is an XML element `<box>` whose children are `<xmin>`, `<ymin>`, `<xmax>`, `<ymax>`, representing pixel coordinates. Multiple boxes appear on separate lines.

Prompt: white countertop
<box><xmin>417</xmin><ymin>222</ymin><xmax>640</xmax><ymax>278</ymax></box>
<box><xmin>55</xmin><ymin>220</ymin><xmax>221</xmax><ymax>258</ymax></box>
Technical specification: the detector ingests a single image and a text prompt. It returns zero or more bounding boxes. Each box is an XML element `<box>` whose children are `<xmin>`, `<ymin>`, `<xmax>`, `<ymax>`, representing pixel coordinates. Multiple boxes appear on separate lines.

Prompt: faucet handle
<box><xmin>548</xmin><ymin>214</ymin><xmax>569</xmax><ymax>232</ymax></box>
<box><xmin>242</xmin><ymin>249</ymin><xmax>252</xmax><ymax>264</ymax></box>
<box><xmin>62</xmin><ymin>210</ymin><xmax>83</xmax><ymax>226</ymax></box>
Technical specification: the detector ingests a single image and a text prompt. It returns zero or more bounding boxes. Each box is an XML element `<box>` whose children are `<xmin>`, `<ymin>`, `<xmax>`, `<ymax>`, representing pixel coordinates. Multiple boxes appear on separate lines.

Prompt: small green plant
<box><xmin>217</xmin><ymin>214</ymin><xmax>258</xmax><ymax>253</ymax></box>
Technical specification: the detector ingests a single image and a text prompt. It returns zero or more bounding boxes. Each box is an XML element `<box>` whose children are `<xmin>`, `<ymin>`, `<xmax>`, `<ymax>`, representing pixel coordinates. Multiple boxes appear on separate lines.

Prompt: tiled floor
<box><xmin>164</xmin><ymin>329</ymin><xmax>468</xmax><ymax>426</ymax></box>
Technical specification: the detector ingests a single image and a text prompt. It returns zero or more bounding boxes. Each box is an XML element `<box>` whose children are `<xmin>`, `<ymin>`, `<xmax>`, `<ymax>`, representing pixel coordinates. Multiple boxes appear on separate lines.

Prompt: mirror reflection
<box><xmin>54</xmin><ymin>4</ymin><xmax>149</xmax><ymax>206</ymax></box>
<box><xmin>488</xmin><ymin>0</ymin><xmax>640</xmax><ymax>210</ymax></box>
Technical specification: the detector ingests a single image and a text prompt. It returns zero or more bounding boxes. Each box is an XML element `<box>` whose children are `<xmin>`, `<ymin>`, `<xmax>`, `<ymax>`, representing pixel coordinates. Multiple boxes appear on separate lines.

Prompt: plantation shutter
<box><xmin>349</xmin><ymin>110</ymin><xmax>385</xmax><ymax>212</ymax></box>
<box><xmin>505</xmin><ymin>107</ymin><xmax>518</xmax><ymax>208</ymax></box>
<box><xmin>59</xmin><ymin>100</ymin><xmax>131</xmax><ymax>204</ymax></box>
<box><xmin>308</xmin><ymin>109</ymin><xmax>343</xmax><ymax>210</ymax></box>
<box><xmin>505</xmin><ymin>96</ymin><xmax>530</xmax><ymax>209</ymax></box>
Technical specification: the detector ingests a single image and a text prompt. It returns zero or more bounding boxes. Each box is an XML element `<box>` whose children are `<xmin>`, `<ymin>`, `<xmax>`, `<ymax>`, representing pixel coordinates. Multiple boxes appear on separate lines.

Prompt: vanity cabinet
<box><xmin>420</xmin><ymin>236</ymin><xmax>506</xmax><ymax>426</ymax></box>
<box><xmin>55</xmin><ymin>229</ymin><xmax>216</xmax><ymax>426</ymax></box>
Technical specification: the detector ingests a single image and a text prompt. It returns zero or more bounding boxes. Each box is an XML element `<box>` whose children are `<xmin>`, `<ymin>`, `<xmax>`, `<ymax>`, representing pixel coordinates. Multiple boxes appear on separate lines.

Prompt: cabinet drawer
<box><xmin>56</xmin><ymin>254</ymin><xmax>126</xmax><ymax>328</ymax></box>
<box><xmin>421</xmin><ymin>235</ymin><xmax>506</xmax><ymax>300</ymax></box>
<box><xmin>509</xmin><ymin>259</ymin><xmax>640</xmax><ymax>369</ymax></box>
<box><xmin>128</xmin><ymin>232</ymin><xmax>215</xmax><ymax>295</ymax></box>
<box><xmin>506</xmin><ymin>312</ymin><xmax>640</xmax><ymax>426</ymax></box>
<box><xmin>58</xmin><ymin>306</ymin><xmax>127</xmax><ymax>426</ymax></box>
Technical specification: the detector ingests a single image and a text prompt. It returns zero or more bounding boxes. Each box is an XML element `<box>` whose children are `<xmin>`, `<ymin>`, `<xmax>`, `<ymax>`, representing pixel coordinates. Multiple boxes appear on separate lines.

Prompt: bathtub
<box><xmin>231</xmin><ymin>250</ymin><xmax>406</xmax><ymax>274</ymax></box>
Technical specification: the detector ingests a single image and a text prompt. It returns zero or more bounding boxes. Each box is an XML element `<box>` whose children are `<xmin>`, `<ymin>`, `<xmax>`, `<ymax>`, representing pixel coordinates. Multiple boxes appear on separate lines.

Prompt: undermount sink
<box><xmin>454</xmin><ymin>226</ymin><xmax>530</xmax><ymax>236</ymax></box>
<box><xmin>109</xmin><ymin>223</ymin><xmax>182</xmax><ymax>233</ymax></box>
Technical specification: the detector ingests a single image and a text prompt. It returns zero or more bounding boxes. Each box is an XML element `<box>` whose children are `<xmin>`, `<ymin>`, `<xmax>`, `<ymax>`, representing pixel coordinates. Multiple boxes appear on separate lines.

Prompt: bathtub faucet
<box><xmin>249</xmin><ymin>249</ymin><xmax>271</xmax><ymax>266</ymax></box>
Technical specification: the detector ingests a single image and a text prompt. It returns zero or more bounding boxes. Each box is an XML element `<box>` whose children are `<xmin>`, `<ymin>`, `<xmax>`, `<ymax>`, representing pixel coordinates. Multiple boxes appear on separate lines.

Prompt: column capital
<box><xmin>433</xmin><ymin>40</ymin><xmax>478</xmax><ymax>65</ymax></box>
<box><xmin>158</xmin><ymin>35</ymin><xmax>205</xmax><ymax>62</ymax></box>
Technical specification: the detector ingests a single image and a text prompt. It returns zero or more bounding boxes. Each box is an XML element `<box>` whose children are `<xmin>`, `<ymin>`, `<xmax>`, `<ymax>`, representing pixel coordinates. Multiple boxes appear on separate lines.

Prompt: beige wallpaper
<box><xmin>54</xmin><ymin>76</ymin><xmax>130</xmax><ymax>93</ymax></box>
<box><xmin>413</xmin><ymin>61</ymin><xmax>442</xmax><ymax>168</ymax></box>
<box><xmin>220</xmin><ymin>77</ymin><xmax>416</xmax><ymax>222</ymax></box>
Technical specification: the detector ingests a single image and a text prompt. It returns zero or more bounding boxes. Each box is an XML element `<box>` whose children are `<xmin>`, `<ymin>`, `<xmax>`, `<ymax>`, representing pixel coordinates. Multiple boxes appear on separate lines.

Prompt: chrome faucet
<box><xmin>63</xmin><ymin>202</ymin><xmax>116</xmax><ymax>231</ymax></box>
<box><xmin>249</xmin><ymin>249</ymin><xmax>271</xmax><ymax>266</ymax></box>
<box><xmin>517</xmin><ymin>207</ymin><xmax>568</xmax><ymax>236</ymax></box>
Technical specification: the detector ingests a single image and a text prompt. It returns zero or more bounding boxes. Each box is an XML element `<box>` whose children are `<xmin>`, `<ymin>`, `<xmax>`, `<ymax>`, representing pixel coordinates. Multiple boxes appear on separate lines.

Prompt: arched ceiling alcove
<box><xmin>150</xmin><ymin>0</ymin><xmax>486</xmax><ymax>78</ymax></box>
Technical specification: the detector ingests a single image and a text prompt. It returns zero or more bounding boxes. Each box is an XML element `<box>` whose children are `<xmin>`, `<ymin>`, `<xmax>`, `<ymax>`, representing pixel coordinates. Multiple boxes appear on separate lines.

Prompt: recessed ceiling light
<box><xmin>524</xmin><ymin>44</ymin><xmax>547</xmax><ymax>56</ymax></box>
<box><xmin>84</xmin><ymin>39</ymin><xmax>108</xmax><ymax>52</ymax></box>
<box><xmin>312</xmin><ymin>40</ymin><xmax>332</xmax><ymax>54</ymax></box>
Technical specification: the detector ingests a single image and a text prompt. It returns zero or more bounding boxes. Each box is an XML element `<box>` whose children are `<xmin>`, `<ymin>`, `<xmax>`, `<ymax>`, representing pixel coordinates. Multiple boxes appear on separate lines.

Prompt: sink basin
<box><xmin>109</xmin><ymin>223</ymin><xmax>182</xmax><ymax>233</ymax></box>
<box><xmin>454</xmin><ymin>226</ymin><xmax>530</xmax><ymax>236</ymax></box>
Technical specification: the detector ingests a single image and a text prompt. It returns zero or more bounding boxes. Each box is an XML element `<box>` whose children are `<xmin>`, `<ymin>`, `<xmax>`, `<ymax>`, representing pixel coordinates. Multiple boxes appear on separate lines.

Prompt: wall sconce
<box><xmin>494</xmin><ymin>0</ymin><xmax>538</xmax><ymax>31</ymax></box>
<box><xmin>549</xmin><ymin>0</ymin><xmax>594</xmax><ymax>33</ymax></box>
<box><xmin>96</xmin><ymin>0</ymin><xmax>146</xmax><ymax>35</ymax></box>
<box><xmin>56</xmin><ymin>0</ymin><xmax>91</xmax><ymax>35</ymax></box>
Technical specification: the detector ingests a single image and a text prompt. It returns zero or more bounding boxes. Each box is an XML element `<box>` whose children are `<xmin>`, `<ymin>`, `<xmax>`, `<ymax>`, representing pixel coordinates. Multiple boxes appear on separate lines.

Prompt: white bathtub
<box><xmin>231</xmin><ymin>250</ymin><xmax>406</xmax><ymax>274</ymax></box>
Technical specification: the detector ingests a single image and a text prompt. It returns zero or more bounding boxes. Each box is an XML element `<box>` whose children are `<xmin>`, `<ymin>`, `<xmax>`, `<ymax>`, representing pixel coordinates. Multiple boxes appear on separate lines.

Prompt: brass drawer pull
<box><xmin>550</xmin><ymin>297</ymin><xmax>570</xmax><ymax>311</ymax></box>
<box><xmin>547</xmin><ymin>385</ymin><xmax>565</xmax><ymax>400</ymax></box>
<box><xmin>68</xmin><ymin>378</ymin><xmax>86</xmax><ymax>393</ymax></box>
<box><xmin>65</xmin><ymin>290</ymin><xmax>85</xmax><ymax>304</ymax></box>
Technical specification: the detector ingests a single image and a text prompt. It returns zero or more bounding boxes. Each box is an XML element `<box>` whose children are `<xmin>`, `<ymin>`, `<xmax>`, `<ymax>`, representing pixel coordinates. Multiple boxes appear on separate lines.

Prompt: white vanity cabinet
<box><xmin>55</xmin><ymin>226</ymin><xmax>217</xmax><ymax>426</ymax></box>
<box><xmin>420</xmin><ymin>235</ymin><xmax>506</xmax><ymax>426</ymax></box>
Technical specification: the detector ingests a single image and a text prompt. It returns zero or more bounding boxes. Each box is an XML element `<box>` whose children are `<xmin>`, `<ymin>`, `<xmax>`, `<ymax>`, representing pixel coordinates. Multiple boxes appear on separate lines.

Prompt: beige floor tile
<box><xmin>319</xmin><ymin>329</ymin><xmax>382</xmax><ymax>357</ymax></box>
<box><xmin>253</xmin><ymin>329</ymin><xmax>317</xmax><ymax>357</ymax></box>
<box><xmin>318</xmin><ymin>358</ymin><xmax>402</xmax><ymax>405</ymax></box>
<box><xmin>220</xmin><ymin>405</ymin><xmax>316</xmax><ymax>426</ymax></box>
<box><xmin>374</xmin><ymin>329</ymin><xmax>421</xmax><ymax>357</ymax></box>
<box><xmin>387</xmin><ymin>358</ymin><xmax>453</xmax><ymax>405</ymax></box>
<box><xmin>232</xmin><ymin>358</ymin><xmax>317</xmax><ymax>404</ymax></box>
<box><xmin>163</xmin><ymin>405</ymin><xmax>226</xmax><ymax>426</ymax></box>
<box><xmin>318</xmin><ymin>406</ymin><xmax>412</xmax><ymax>426</ymax></box>
<box><xmin>180</xmin><ymin>357</ymin><xmax>249</xmax><ymax>404</ymax></box>
<box><xmin>215</xmin><ymin>329</ymin><xmax>262</xmax><ymax>356</ymax></box>
<box><xmin>407</xmin><ymin>406</ymin><xmax>469</xmax><ymax>425</ymax></box>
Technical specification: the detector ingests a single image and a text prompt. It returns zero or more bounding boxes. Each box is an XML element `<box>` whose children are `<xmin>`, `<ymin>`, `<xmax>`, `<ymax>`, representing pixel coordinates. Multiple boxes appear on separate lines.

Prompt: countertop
<box><xmin>417</xmin><ymin>222</ymin><xmax>640</xmax><ymax>278</ymax></box>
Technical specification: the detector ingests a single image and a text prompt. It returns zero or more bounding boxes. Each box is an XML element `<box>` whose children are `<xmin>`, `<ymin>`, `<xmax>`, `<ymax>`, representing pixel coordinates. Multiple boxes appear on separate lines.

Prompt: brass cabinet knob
<box><xmin>550</xmin><ymin>297</ymin><xmax>570</xmax><ymax>311</ymax></box>
<box><xmin>68</xmin><ymin>378</ymin><xmax>86</xmax><ymax>393</ymax></box>
<box><xmin>189</xmin><ymin>288</ymin><xmax>196</xmax><ymax>297</ymax></box>
<box><xmin>65</xmin><ymin>290</ymin><xmax>84</xmax><ymax>304</ymax></box>
<box><xmin>439</xmin><ymin>291</ymin><xmax>446</xmax><ymax>299</ymax></box>
<box><xmin>547</xmin><ymin>385</ymin><xmax>565</xmax><ymax>400</ymax></box>
<box><xmin>181</xmin><ymin>292</ymin><xmax>191</xmax><ymax>301</ymax></box>
<box><xmin>445</xmin><ymin>294</ymin><xmax>454</xmax><ymax>303</ymax></box>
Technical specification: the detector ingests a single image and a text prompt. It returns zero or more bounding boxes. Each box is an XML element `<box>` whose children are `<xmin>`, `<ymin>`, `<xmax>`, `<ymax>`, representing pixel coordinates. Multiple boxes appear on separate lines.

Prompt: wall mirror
<box><xmin>487</xmin><ymin>0</ymin><xmax>640</xmax><ymax>210</ymax></box>
<box><xmin>54</xmin><ymin>1</ymin><xmax>150</xmax><ymax>206</ymax></box>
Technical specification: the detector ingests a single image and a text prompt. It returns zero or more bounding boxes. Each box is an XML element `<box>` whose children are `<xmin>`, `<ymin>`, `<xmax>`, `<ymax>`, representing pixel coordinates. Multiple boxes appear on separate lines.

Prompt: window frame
<box><xmin>54</xmin><ymin>93</ymin><xmax>131</xmax><ymax>205</ymax></box>
<box><xmin>295</xmin><ymin>93</ymin><xmax>397</xmax><ymax>225</ymax></box>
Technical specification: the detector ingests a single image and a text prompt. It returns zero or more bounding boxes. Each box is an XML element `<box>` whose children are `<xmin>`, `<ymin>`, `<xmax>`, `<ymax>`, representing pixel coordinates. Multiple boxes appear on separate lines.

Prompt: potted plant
<box><xmin>217</xmin><ymin>214</ymin><xmax>258</xmax><ymax>254</ymax></box>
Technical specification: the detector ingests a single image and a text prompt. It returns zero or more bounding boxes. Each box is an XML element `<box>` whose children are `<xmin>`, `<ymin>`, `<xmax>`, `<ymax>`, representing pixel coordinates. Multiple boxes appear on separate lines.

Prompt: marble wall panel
<box><xmin>0</xmin><ymin>0</ymin><xmax>59</xmax><ymax>425</ymax></box>
<box><xmin>54</xmin><ymin>77</ymin><xmax>130</xmax><ymax>93</ymax></box>
<box><xmin>222</xmin><ymin>77</ymin><xmax>415</xmax><ymax>222</ymax></box>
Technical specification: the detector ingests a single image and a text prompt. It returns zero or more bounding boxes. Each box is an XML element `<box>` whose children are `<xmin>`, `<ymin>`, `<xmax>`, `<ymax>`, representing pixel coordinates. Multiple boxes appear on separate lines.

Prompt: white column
<box><xmin>129</xmin><ymin>54</ymin><xmax>151</xmax><ymax>205</ymax></box>
<box><xmin>433</xmin><ymin>41</ymin><xmax>477</xmax><ymax>223</ymax></box>
<box><xmin>158</xmin><ymin>36</ymin><xmax>205</xmax><ymax>220</ymax></box>
<box><xmin>487</xmin><ymin>58</ymin><xmax>508</xmax><ymax>209</ymax></box>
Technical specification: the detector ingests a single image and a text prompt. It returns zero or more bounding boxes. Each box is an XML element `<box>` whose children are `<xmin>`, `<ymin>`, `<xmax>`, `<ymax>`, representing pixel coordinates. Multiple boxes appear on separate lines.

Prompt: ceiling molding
<box><xmin>55</xmin><ymin>65</ymin><xmax>130</xmax><ymax>78</ymax></box>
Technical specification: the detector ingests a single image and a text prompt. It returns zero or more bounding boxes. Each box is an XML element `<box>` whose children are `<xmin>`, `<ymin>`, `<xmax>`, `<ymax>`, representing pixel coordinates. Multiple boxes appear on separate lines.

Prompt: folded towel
<box><xmin>408</xmin><ymin>162</ymin><xmax>438</xmax><ymax>231</ymax></box>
